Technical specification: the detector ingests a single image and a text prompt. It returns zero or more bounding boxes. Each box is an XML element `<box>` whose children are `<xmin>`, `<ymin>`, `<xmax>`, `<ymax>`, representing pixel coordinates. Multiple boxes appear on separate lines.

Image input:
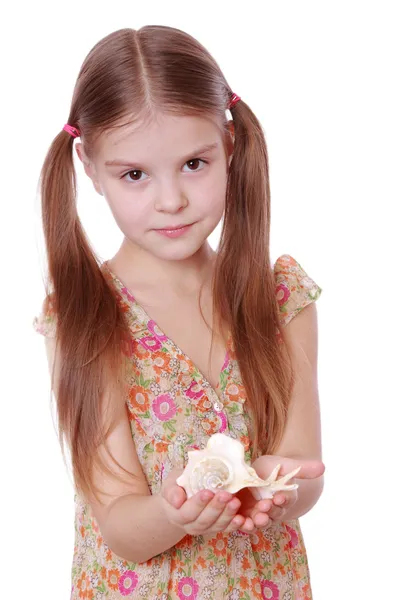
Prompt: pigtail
<box><xmin>39</xmin><ymin>127</ymin><xmax>134</xmax><ymax>502</ymax></box>
<box><xmin>213</xmin><ymin>98</ymin><xmax>295</xmax><ymax>458</ymax></box>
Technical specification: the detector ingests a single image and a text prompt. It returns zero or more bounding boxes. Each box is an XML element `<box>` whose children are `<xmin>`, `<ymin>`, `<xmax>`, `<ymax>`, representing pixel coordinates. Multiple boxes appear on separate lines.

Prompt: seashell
<box><xmin>176</xmin><ymin>433</ymin><xmax>300</xmax><ymax>499</ymax></box>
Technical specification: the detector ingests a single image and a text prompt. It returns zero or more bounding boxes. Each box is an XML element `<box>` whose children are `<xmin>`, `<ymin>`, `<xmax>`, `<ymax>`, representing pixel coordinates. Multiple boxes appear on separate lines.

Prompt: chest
<box><xmin>138</xmin><ymin>292</ymin><xmax>229</xmax><ymax>392</ymax></box>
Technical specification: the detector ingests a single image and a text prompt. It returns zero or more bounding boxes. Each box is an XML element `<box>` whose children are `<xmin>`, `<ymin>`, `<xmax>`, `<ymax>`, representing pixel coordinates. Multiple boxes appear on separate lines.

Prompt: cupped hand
<box><xmin>161</xmin><ymin>468</ymin><xmax>246</xmax><ymax>536</ymax></box>
<box><xmin>161</xmin><ymin>468</ymin><xmax>271</xmax><ymax>535</ymax></box>
<box><xmin>234</xmin><ymin>487</ymin><xmax>274</xmax><ymax>530</ymax></box>
<box><xmin>250</xmin><ymin>454</ymin><xmax>325</xmax><ymax>523</ymax></box>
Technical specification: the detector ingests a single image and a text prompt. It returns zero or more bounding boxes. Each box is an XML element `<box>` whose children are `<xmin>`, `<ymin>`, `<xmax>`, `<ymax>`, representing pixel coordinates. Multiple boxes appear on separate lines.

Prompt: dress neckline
<box><xmin>101</xmin><ymin>260</ymin><xmax>231</xmax><ymax>398</ymax></box>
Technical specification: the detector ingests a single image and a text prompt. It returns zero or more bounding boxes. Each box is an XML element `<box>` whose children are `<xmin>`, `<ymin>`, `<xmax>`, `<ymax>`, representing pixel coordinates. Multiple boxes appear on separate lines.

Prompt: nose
<box><xmin>154</xmin><ymin>179</ymin><xmax>188</xmax><ymax>213</ymax></box>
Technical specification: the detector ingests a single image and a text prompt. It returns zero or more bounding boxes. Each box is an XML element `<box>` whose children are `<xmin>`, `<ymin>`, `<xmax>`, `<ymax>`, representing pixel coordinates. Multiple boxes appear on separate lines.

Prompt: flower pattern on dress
<box><xmin>152</xmin><ymin>393</ymin><xmax>178</xmax><ymax>421</ymax></box>
<box><xmin>118</xmin><ymin>571</ymin><xmax>139</xmax><ymax>596</ymax></box>
<box><xmin>33</xmin><ymin>254</ymin><xmax>322</xmax><ymax>599</ymax></box>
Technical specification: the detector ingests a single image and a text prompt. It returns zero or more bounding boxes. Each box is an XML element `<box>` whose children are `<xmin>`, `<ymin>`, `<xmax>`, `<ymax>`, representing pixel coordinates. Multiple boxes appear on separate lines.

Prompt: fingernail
<box><xmin>217</xmin><ymin>492</ymin><xmax>232</xmax><ymax>503</ymax></box>
<box><xmin>201</xmin><ymin>490</ymin><xmax>213</xmax><ymax>502</ymax></box>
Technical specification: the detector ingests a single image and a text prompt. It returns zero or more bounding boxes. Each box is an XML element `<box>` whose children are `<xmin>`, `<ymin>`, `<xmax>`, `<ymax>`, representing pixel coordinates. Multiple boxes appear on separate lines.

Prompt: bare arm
<box><xmin>101</xmin><ymin>492</ymin><xmax>187</xmax><ymax>563</ymax></box>
<box><xmin>44</xmin><ymin>337</ymin><xmax>247</xmax><ymax>564</ymax></box>
<box><xmin>251</xmin><ymin>454</ymin><xmax>325</xmax><ymax>522</ymax></box>
<box><xmin>255</xmin><ymin>301</ymin><xmax>325</xmax><ymax>522</ymax></box>
<box><xmin>276</xmin><ymin>302</ymin><xmax>323</xmax><ymax>462</ymax></box>
<box><xmin>44</xmin><ymin>336</ymin><xmax>186</xmax><ymax>563</ymax></box>
<box><xmin>86</xmin><ymin>403</ymin><xmax>189</xmax><ymax>563</ymax></box>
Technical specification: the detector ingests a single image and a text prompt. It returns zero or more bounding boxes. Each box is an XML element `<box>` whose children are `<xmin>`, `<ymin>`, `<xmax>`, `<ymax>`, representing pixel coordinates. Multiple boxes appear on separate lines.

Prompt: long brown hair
<box><xmin>38</xmin><ymin>26</ymin><xmax>294</xmax><ymax>503</ymax></box>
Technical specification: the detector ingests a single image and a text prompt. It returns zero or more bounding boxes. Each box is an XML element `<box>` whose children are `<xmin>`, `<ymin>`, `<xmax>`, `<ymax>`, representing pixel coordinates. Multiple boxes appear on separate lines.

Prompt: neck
<box><xmin>111</xmin><ymin>240</ymin><xmax>217</xmax><ymax>296</ymax></box>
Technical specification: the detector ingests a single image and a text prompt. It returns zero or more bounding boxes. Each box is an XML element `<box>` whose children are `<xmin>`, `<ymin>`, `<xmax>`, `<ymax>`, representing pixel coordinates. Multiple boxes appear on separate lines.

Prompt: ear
<box><xmin>75</xmin><ymin>143</ymin><xmax>104</xmax><ymax>196</ymax></box>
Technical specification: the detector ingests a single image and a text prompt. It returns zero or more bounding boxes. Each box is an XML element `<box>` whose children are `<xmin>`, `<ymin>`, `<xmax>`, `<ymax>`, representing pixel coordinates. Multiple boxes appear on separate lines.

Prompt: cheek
<box><xmin>196</xmin><ymin>171</ymin><xmax>227</xmax><ymax>217</ymax></box>
<box><xmin>104</xmin><ymin>185</ymin><xmax>151</xmax><ymax>233</ymax></box>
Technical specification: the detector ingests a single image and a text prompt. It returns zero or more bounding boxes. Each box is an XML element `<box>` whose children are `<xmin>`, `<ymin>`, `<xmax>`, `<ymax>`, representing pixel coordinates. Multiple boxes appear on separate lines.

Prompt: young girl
<box><xmin>33</xmin><ymin>26</ymin><xmax>325</xmax><ymax>600</ymax></box>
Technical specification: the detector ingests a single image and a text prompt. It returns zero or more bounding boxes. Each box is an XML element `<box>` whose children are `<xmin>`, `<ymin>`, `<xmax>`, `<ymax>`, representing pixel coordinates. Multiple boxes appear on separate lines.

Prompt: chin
<box><xmin>154</xmin><ymin>242</ymin><xmax>204</xmax><ymax>262</ymax></box>
<box><xmin>146</xmin><ymin>224</ymin><xmax>213</xmax><ymax>261</ymax></box>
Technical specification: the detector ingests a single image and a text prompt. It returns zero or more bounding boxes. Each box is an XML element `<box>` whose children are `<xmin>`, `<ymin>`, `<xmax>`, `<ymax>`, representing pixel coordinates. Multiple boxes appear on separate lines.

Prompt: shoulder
<box><xmin>32</xmin><ymin>263</ymin><xmax>118</xmax><ymax>339</ymax></box>
<box><xmin>273</xmin><ymin>254</ymin><xmax>322</xmax><ymax>327</ymax></box>
<box><xmin>32</xmin><ymin>293</ymin><xmax>57</xmax><ymax>338</ymax></box>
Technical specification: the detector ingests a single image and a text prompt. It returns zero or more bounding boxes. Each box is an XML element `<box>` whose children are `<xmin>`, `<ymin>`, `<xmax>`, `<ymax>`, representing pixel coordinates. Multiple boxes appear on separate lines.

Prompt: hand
<box><xmin>234</xmin><ymin>487</ymin><xmax>274</xmax><ymax>530</ymax></box>
<box><xmin>250</xmin><ymin>455</ymin><xmax>325</xmax><ymax>523</ymax></box>
<box><xmin>161</xmin><ymin>468</ymin><xmax>247</xmax><ymax>536</ymax></box>
<box><xmin>267</xmin><ymin>488</ymin><xmax>298</xmax><ymax>522</ymax></box>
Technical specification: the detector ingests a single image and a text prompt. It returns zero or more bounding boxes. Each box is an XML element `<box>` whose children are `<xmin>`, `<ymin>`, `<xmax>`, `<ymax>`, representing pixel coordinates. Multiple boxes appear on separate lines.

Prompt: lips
<box><xmin>154</xmin><ymin>223</ymin><xmax>194</xmax><ymax>238</ymax></box>
<box><xmin>156</xmin><ymin>224</ymin><xmax>191</xmax><ymax>231</ymax></box>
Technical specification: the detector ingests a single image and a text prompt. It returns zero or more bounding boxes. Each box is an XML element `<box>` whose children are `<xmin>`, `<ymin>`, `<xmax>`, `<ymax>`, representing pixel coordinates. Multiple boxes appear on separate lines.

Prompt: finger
<box><xmin>269</xmin><ymin>461</ymin><xmax>325</xmax><ymax>481</ymax></box>
<box><xmin>252</xmin><ymin>511</ymin><xmax>271</xmax><ymax>529</ymax></box>
<box><xmin>193</xmin><ymin>491</ymin><xmax>235</xmax><ymax>529</ymax></box>
<box><xmin>274</xmin><ymin>490</ymin><xmax>290</xmax><ymax>515</ymax></box>
<box><xmin>273</xmin><ymin>493</ymin><xmax>287</xmax><ymax>506</ymax></box>
<box><xmin>240</xmin><ymin>496</ymin><xmax>272</xmax><ymax>519</ymax></box>
<box><xmin>248</xmin><ymin>498</ymin><xmax>272</xmax><ymax>517</ymax></box>
<box><xmin>166</xmin><ymin>485</ymin><xmax>187</xmax><ymax>509</ymax></box>
<box><xmin>225</xmin><ymin>513</ymin><xmax>246</xmax><ymax>534</ymax></box>
<box><xmin>210</xmin><ymin>497</ymin><xmax>242</xmax><ymax>532</ymax></box>
<box><xmin>162</xmin><ymin>470</ymin><xmax>187</xmax><ymax>509</ymax></box>
<box><xmin>177</xmin><ymin>489</ymin><xmax>216</xmax><ymax>523</ymax></box>
<box><xmin>250</xmin><ymin>498</ymin><xmax>274</xmax><ymax>529</ymax></box>
<box><xmin>255</xmin><ymin>499</ymin><xmax>273</xmax><ymax>513</ymax></box>
<box><xmin>239</xmin><ymin>516</ymin><xmax>256</xmax><ymax>534</ymax></box>
<box><xmin>268</xmin><ymin>505</ymin><xmax>286</xmax><ymax>521</ymax></box>
<box><xmin>273</xmin><ymin>490</ymin><xmax>298</xmax><ymax>511</ymax></box>
<box><xmin>253</xmin><ymin>457</ymin><xmax>325</xmax><ymax>481</ymax></box>
<box><xmin>294</xmin><ymin>460</ymin><xmax>325</xmax><ymax>479</ymax></box>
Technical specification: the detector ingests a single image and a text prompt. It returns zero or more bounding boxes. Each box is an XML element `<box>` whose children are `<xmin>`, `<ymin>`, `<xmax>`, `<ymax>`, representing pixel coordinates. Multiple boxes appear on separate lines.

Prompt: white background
<box><xmin>2</xmin><ymin>1</ymin><xmax>399</xmax><ymax>598</ymax></box>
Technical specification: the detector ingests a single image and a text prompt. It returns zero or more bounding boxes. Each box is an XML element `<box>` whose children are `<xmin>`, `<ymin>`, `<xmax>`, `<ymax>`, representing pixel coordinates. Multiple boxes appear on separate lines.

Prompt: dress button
<box><xmin>213</xmin><ymin>401</ymin><xmax>223</xmax><ymax>412</ymax></box>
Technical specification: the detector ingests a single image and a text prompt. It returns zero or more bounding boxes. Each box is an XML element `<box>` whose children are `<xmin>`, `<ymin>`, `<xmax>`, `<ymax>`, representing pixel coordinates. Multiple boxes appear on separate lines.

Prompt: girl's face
<box><xmin>76</xmin><ymin>113</ymin><xmax>234</xmax><ymax>262</ymax></box>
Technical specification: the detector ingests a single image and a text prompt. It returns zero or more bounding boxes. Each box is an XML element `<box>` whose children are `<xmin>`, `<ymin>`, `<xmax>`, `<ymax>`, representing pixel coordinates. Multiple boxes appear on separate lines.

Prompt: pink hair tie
<box><xmin>63</xmin><ymin>124</ymin><xmax>81</xmax><ymax>138</ymax></box>
<box><xmin>228</xmin><ymin>93</ymin><xmax>241</xmax><ymax>109</ymax></box>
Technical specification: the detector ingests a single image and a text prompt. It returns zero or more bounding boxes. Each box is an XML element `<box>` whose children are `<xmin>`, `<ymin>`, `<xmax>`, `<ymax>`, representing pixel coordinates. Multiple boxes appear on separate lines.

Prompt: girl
<box><xmin>33</xmin><ymin>26</ymin><xmax>325</xmax><ymax>600</ymax></box>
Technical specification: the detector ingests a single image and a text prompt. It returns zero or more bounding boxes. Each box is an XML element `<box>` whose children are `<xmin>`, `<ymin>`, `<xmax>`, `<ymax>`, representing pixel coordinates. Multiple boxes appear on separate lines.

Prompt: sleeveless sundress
<box><xmin>33</xmin><ymin>253</ymin><xmax>323</xmax><ymax>600</ymax></box>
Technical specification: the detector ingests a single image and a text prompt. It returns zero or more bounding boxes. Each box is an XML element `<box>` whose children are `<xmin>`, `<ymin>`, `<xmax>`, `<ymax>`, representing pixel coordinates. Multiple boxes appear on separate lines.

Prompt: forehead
<box><xmin>96</xmin><ymin>113</ymin><xmax>225</xmax><ymax>164</ymax></box>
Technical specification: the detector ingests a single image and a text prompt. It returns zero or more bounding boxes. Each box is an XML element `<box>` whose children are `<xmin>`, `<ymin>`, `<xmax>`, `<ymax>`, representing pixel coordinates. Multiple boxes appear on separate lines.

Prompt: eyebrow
<box><xmin>105</xmin><ymin>142</ymin><xmax>219</xmax><ymax>167</ymax></box>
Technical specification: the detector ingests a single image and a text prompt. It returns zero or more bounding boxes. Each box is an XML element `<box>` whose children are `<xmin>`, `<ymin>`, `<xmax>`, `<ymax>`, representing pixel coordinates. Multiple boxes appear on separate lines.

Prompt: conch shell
<box><xmin>176</xmin><ymin>433</ymin><xmax>301</xmax><ymax>499</ymax></box>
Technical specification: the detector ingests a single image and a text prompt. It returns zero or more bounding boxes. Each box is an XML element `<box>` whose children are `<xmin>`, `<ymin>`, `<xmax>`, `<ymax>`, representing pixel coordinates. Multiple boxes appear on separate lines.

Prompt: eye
<box><xmin>120</xmin><ymin>158</ymin><xmax>207</xmax><ymax>183</ymax></box>
<box><xmin>121</xmin><ymin>169</ymin><xmax>148</xmax><ymax>183</ymax></box>
<box><xmin>183</xmin><ymin>158</ymin><xmax>207</xmax><ymax>172</ymax></box>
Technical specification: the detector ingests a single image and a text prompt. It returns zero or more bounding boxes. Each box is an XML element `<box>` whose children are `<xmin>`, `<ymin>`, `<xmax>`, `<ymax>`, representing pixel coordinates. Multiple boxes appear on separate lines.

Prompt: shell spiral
<box><xmin>189</xmin><ymin>457</ymin><xmax>233</xmax><ymax>494</ymax></box>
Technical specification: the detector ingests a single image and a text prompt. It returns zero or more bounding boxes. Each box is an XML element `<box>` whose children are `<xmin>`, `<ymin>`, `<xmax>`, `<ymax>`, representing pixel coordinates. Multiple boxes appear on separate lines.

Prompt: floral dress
<box><xmin>33</xmin><ymin>254</ymin><xmax>322</xmax><ymax>600</ymax></box>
